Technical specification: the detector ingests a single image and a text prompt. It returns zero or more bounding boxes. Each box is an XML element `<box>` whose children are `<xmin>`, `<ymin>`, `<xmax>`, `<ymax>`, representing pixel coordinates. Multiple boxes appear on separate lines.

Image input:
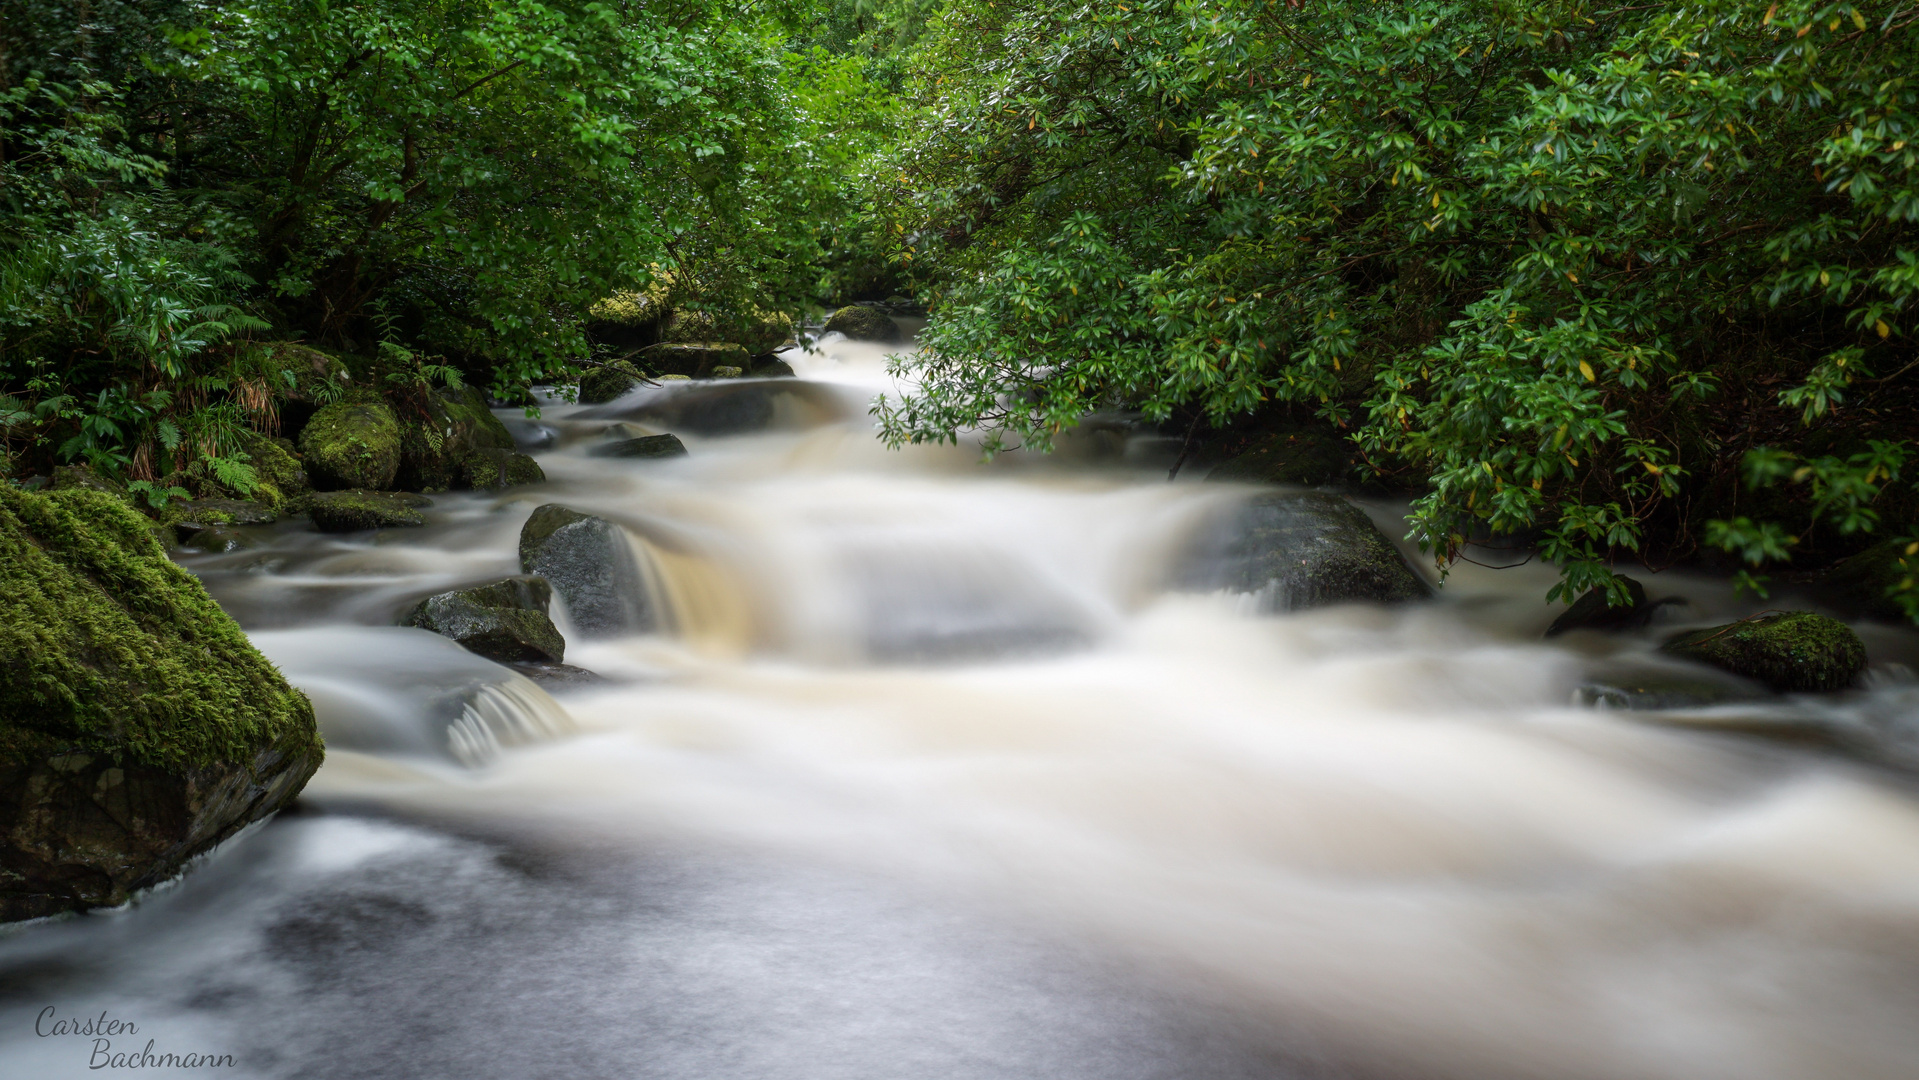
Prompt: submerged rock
<box><xmin>174</xmin><ymin>524</ymin><xmax>259</xmax><ymax>555</ymax></box>
<box><xmin>0</xmin><ymin>486</ymin><xmax>322</xmax><ymax>922</ymax></box>
<box><xmin>1177</xmin><ymin>492</ymin><xmax>1430</xmax><ymax>611</ymax></box>
<box><xmin>590</xmin><ymin>434</ymin><xmax>687</xmax><ymax>460</ymax></box>
<box><xmin>518</xmin><ymin>504</ymin><xmax>651</xmax><ymax>636</ymax></box>
<box><xmin>1812</xmin><ymin>540</ymin><xmax>1918</xmax><ymax>624</ymax></box>
<box><xmin>823</xmin><ymin>305</ymin><xmax>903</xmax><ymax>344</ymax></box>
<box><xmin>1573</xmin><ymin>658</ymin><xmax>1770</xmax><ymax>710</ymax></box>
<box><xmin>402</xmin><ymin>576</ymin><xmax>565</xmax><ymax>663</ymax></box>
<box><xmin>1662</xmin><ymin>611</ymin><xmax>1866</xmax><ymax>693</ymax></box>
<box><xmin>1546</xmin><ymin>576</ymin><xmax>1685</xmax><ymax>636</ymax></box>
<box><xmin>299</xmin><ymin>397</ymin><xmax>402</xmax><ymax>490</ymax></box>
<box><xmin>506</xmin><ymin>660</ymin><xmax>608</xmax><ymax>690</ymax></box>
<box><xmin>460</xmin><ymin>447</ymin><xmax>546</xmax><ymax>489</ymax></box>
<box><xmin>308</xmin><ymin>489</ymin><xmax>429</xmax><ymax>532</ymax></box>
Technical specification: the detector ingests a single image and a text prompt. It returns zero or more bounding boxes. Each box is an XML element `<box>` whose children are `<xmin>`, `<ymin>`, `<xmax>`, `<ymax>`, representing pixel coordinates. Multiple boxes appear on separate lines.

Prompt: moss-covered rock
<box><xmin>1177</xmin><ymin>491</ymin><xmax>1431</xmax><ymax>611</ymax></box>
<box><xmin>579</xmin><ymin>362</ymin><xmax>645</xmax><ymax>405</ymax></box>
<box><xmin>396</xmin><ymin>385</ymin><xmax>518</xmax><ymax>492</ymax></box>
<box><xmin>823</xmin><ymin>305</ymin><xmax>903</xmax><ymax>344</ymax></box>
<box><xmin>1812</xmin><ymin>539</ymin><xmax>1919</xmax><ymax>624</ymax></box>
<box><xmin>49</xmin><ymin>464</ymin><xmax>126</xmax><ymax>496</ymax></box>
<box><xmin>235</xmin><ymin>428</ymin><xmax>310</xmax><ymax>512</ymax></box>
<box><xmin>299</xmin><ymin>397</ymin><xmax>401</xmax><ymax>491</ymax></box>
<box><xmin>460</xmin><ymin>447</ymin><xmax>546</xmax><ymax>489</ymax></box>
<box><xmin>1662</xmin><ymin>611</ymin><xmax>1867</xmax><ymax>692</ymax></box>
<box><xmin>0</xmin><ymin>486</ymin><xmax>322</xmax><ymax>921</ymax></box>
<box><xmin>174</xmin><ymin>498</ymin><xmax>277</xmax><ymax>527</ymax></box>
<box><xmin>1204</xmin><ymin>428</ymin><xmax>1353</xmax><ymax>487</ymax></box>
<box><xmin>401</xmin><ymin>576</ymin><xmax>565</xmax><ymax>663</ymax></box>
<box><xmin>639</xmin><ymin>341</ymin><xmax>751</xmax><ymax>379</ymax></box>
<box><xmin>308</xmin><ymin>489</ymin><xmax>428</xmax><ymax>532</ymax></box>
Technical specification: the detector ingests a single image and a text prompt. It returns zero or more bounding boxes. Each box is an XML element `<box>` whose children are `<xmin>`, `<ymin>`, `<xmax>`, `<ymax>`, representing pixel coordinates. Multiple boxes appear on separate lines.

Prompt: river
<box><xmin>4</xmin><ymin>334</ymin><xmax>1919</xmax><ymax>1080</ymax></box>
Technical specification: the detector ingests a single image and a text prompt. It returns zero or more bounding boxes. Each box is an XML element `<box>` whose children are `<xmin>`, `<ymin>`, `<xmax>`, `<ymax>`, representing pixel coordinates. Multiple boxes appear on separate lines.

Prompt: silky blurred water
<box><xmin>5</xmin><ymin>332</ymin><xmax>1919</xmax><ymax>1080</ymax></box>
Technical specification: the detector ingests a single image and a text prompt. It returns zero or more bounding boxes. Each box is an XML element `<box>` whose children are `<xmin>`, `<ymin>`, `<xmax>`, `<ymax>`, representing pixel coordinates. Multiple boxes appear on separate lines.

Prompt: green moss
<box><xmin>0</xmin><ymin>486</ymin><xmax>321</xmax><ymax>772</ymax></box>
<box><xmin>236</xmin><ymin>428</ymin><xmax>310</xmax><ymax>512</ymax></box>
<box><xmin>307</xmin><ymin>489</ymin><xmax>427</xmax><ymax>532</ymax></box>
<box><xmin>822</xmin><ymin>305</ymin><xmax>902</xmax><ymax>344</ymax></box>
<box><xmin>1814</xmin><ymin>539</ymin><xmax>1919</xmax><ymax>624</ymax></box>
<box><xmin>460</xmin><ymin>447</ymin><xmax>546</xmax><ymax>489</ymax></box>
<box><xmin>1662</xmin><ymin>611</ymin><xmax>1866</xmax><ymax>692</ymax></box>
<box><xmin>579</xmin><ymin>362</ymin><xmax>644</xmax><ymax>404</ymax></box>
<box><xmin>299</xmin><ymin>397</ymin><xmax>402</xmax><ymax>490</ymax></box>
<box><xmin>518</xmin><ymin>504</ymin><xmax>592</xmax><ymax>568</ymax></box>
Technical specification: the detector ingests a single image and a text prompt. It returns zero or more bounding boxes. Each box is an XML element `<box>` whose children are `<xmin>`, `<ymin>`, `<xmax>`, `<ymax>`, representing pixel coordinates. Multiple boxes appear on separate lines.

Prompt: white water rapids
<box><xmin>4</xmin><ymin>334</ymin><xmax>1919</xmax><ymax>1080</ymax></box>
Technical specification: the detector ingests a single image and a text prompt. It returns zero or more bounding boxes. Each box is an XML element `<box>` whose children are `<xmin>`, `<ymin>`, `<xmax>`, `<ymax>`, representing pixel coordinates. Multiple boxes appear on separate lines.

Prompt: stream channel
<box><xmin>5</xmin><ymin>334</ymin><xmax>1919</xmax><ymax>1080</ymax></box>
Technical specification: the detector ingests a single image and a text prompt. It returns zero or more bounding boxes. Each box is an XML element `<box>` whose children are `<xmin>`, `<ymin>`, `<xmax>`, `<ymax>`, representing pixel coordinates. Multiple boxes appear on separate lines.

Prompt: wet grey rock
<box><xmin>401</xmin><ymin>576</ymin><xmax>565</xmax><ymax>663</ymax></box>
<box><xmin>517</xmin><ymin>504</ymin><xmax>651</xmax><ymax>637</ymax></box>
<box><xmin>1546</xmin><ymin>576</ymin><xmax>1685</xmax><ymax>636</ymax></box>
<box><xmin>823</xmin><ymin>305</ymin><xmax>902</xmax><ymax>344</ymax></box>
<box><xmin>308</xmin><ymin>490</ymin><xmax>430</xmax><ymax>532</ymax></box>
<box><xmin>590</xmin><ymin>434</ymin><xmax>687</xmax><ymax>460</ymax></box>
<box><xmin>506</xmin><ymin>660</ymin><xmax>608</xmax><ymax>690</ymax></box>
<box><xmin>1177</xmin><ymin>492</ymin><xmax>1430</xmax><ymax>612</ymax></box>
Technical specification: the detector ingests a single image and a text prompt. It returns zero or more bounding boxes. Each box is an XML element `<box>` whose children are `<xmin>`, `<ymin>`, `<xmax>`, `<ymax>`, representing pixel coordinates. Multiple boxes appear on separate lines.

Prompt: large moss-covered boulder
<box><xmin>308</xmin><ymin>489</ymin><xmax>429</xmax><ymax>532</ymax></box>
<box><xmin>518</xmin><ymin>504</ymin><xmax>652</xmax><ymax>636</ymax></box>
<box><xmin>299</xmin><ymin>396</ymin><xmax>401</xmax><ymax>491</ymax></box>
<box><xmin>823</xmin><ymin>305</ymin><xmax>903</xmax><ymax>344</ymax></box>
<box><xmin>0</xmin><ymin>486</ymin><xmax>322</xmax><ymax>922</ymax></box>
<box><xmin>396</xmin><ymin>384</ymin><xmax>520</xmax><ymax>492</ymax></box>
<box><xmin>401</xmin><ymin>576</ymin><xmax>565</xmax><ymax>663</ymax></box>
<box><xmin>1812</xmin><ymin>539</ymin><xmax>1918</xmax><ymax>624</ymax></box>
<box><xmin>1662</xmin><ymin>611</ymin><xmax>1867</xmax><ymax>693</ymax></box>
<box><xmin>235</xmin><ymin>428</ymin><xmax>310</xmax><ymax>512</ymax></box>
<box><xmin>1176</xmin><ymin>492</ymin><xmax>1430</xmax><ymax>611</ymax></box>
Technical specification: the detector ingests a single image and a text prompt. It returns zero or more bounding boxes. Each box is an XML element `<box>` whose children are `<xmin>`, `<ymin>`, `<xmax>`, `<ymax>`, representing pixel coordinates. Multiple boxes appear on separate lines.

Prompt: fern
<box><xmin>204</xmin><ymin>453</ymin><xmax>258</xmax><ymax>496</ymax></box>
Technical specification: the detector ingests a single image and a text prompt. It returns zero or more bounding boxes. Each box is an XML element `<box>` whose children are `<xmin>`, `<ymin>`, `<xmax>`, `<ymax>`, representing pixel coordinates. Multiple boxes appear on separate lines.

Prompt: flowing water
<box><xmin>6</xmin><ymin>334</ymin><xmax>1919</xmax><ymax>1080</ymax></box>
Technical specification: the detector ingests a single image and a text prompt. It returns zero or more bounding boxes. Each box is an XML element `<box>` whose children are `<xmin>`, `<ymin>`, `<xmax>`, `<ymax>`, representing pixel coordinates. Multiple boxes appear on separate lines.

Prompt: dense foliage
<box><xmin>1</xmin><ymin>0</ymin><xmax>884</xmax><ymax>487</ymax></box>
<box><xmin>2</xmin><ymin>0</ymin><xmax>1914</xmax><ymax>616</ymax></box>
<box><xmin>871</xmin><ymin>0</ymin><xmax>1917</xmax><ymax>614</ymax></box>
